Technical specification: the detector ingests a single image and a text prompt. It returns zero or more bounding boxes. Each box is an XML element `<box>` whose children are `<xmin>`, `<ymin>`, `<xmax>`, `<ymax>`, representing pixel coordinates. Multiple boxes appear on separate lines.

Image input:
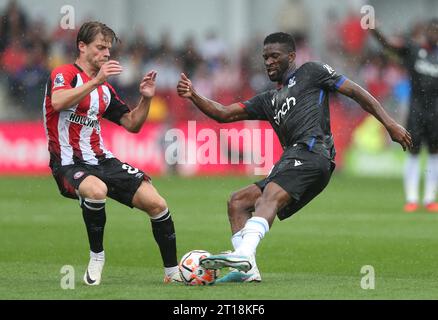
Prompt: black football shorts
<box><xmin>406</xmin><ymin>97</ymin><xmax>438</xmax><ymax>153</ymax></box>
<box><xmin>255</xmin><ymin>145</ymin><xmax>335</xmax><ymax>220</ymax></box>
<box><xmin>51</xmin><ymin>158</ymin><xmax>149</xmax><ymax>207</ymax></box>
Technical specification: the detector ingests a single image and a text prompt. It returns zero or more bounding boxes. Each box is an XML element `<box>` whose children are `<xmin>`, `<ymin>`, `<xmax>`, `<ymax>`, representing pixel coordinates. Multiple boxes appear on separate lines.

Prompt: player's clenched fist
<box><xmin>177</xmin><ymin>73</ymin><xmax>194</xmax><ymax>98</ymax></box>
<box><xmin>95</xmin><ymin>60</ymin><xmax>123</xmax><ymax>85</ymax></box>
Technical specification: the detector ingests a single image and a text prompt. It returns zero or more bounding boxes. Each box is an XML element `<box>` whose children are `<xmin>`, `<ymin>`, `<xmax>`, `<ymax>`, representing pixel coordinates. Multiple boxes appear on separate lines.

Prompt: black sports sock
<box><xmin>150</xmin><ymin>209</ymin><xmax>178</xmax><ymax>267</ymax></box>
<box><xmin>81</xmin><ymin>198</ymin><xmax>106</xmax><ymax>253</ymax></box>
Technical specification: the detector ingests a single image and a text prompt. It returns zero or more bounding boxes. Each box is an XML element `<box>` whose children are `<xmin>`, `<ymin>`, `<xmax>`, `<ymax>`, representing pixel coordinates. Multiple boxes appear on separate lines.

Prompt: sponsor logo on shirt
<box><xmin>67</xmin><ymin>112</ymin><xmax>101</xmax><ymax>133</ymax></box>
<box><xmin>274</xmin><ymin>96</ymin><xmax>296</xmax><ymax>125</ymax></box>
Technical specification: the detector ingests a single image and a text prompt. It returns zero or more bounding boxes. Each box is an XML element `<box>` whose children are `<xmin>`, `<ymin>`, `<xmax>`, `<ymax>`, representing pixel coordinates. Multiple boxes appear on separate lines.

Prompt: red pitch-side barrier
<box><xmin>0</xmin><ymin>121</ymin><xmax>283</xmax><ymax>176</ymax></box>
<box><xmin>0</xmin><ymin>109</ymin><xmax>357</xmax><ymax>176</ymax></box>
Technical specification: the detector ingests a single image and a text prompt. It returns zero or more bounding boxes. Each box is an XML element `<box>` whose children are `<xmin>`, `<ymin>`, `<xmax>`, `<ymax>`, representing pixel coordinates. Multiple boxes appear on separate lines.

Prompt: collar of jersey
<box><xmin>73</xmin><ymin>63</ymin><xmax>84</xmax><ymax>73</ymax></box>
<box><xmin>73</xmin><ymin>63</ymin><xmax>94</xmax><ymax>81</ymax></box>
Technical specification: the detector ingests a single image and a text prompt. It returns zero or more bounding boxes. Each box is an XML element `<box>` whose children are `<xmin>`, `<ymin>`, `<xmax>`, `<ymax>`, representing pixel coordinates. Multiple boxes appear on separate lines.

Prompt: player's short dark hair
<box><xmin>264</xmin><ymin>32</ymin><xmax>296</xmax><ymax>52</ymax></box>
<box><xmin>76</xmin><ymin>21</ymin><xmax>119</xmax><ymax>52</ymax></box>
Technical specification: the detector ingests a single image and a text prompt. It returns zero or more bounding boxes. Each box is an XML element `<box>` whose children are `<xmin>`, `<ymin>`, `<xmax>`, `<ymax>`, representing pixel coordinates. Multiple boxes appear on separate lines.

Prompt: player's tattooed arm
<box><xmin>338</xmin><ymin>79</ymin><xmax>413</xmax><ymax>151</ymax></box>
<box><xmin>370</xmin><ymin>28</ymin><xmax>407</xmax><ymax>56</ymax></box>
<box><xmin>176</xmin><ymin>73</ymin><xmax>249</xmax><ymax>123</ymax></box>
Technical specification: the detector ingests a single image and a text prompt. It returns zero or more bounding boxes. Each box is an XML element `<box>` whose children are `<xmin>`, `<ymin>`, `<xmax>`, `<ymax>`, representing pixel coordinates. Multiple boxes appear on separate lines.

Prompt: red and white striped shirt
<box><xmin>43</xmin><ymin>63</ymin><xmax>129</xmax><ymax>167</ymax></box>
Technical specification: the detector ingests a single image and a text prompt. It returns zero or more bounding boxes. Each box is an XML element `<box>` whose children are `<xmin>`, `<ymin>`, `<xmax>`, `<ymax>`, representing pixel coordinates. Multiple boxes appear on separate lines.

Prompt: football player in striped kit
<box><xmin>43</xmin><ymin>21</ymin><xmax>181</xmax><ymax>285</ymax></box>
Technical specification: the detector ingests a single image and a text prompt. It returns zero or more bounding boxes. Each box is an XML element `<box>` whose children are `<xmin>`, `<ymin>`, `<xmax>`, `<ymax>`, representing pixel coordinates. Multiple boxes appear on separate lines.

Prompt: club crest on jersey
<box><xmin>73</xmin><ymin>171</ymin><xmax>85</xmax><ymax>179</ymax></box>
<box><xmin>288</xmin><ymin>76</ymin><xmax>296</xmax><ymax>88</ymax></box>
<box><xmin>53</xmin><ymin>73</ymin><xmax>65</xmax><ymax>88</ymax></box>
<box><xmin>102</xmin><ymin>93</ymin><xmax>109</xmax><ymax>106</ymax></box>
<box><xmin>67</xmin><ymin>112</ymin><xmax>101</xmax><ymax>133</ymax></box>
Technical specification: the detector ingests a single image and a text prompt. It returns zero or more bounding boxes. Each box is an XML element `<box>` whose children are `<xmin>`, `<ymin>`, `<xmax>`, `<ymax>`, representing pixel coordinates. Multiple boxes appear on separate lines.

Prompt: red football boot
<box><xmin>425</xmin><ymin>202</ymin><xmax>438</xmax><ymax>212</ymax></box>
<box><xmin>404</xmin><ymin>203</ymin><xmax>419</xmax><ymax>212</ymax></box>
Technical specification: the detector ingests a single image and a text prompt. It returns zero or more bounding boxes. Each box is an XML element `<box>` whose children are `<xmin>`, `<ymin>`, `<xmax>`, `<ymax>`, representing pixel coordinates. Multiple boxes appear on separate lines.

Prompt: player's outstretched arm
<box><xmin>370</xmin><ymin>28</ymin><xmax>407</xmax><ymax>56</ymax></box>
<box><xmin>176</xmin><ymin>73</ymin><xmax>249</xmax><ymax>123</ymax></box>
<box><xmin>120</xmin><ymin>70</ymin><xmax>157</xmax><ymax>133</ymax></box>
<box><xmin>338</xmin><ymin>79</ymin><xmax>412</xmax><ymax>151</ymax></box>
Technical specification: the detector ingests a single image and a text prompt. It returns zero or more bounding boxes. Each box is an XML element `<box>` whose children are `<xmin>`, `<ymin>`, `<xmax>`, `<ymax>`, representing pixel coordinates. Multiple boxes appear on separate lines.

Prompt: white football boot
<box><xmin>83</xmin><ymin>252</ymin><xmax>105</xmax><ymax>286</ymax></box>
<box><xmin>163</xmin><ymin>271</ymin><xmax>183</xmax><ymax>283</ymax></box>
<box><xmin>200</xmin><ymin>252</ymin><xmax>252</xmax><ymax>272</ymax></box>
<box><xmin>216</xmin><ymin>254</ymin><xmax>262</xmax><ymax>283</ymax></box>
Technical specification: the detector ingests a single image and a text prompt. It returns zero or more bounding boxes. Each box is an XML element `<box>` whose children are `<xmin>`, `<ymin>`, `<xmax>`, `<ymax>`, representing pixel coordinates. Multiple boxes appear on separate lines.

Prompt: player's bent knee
<box><xmin>228</xmin><ymin>188</ymin><xmax>256</xmax><ymax>210</ymax></box>
<box><xmin>255</xmin><ymin>196</ymin><xmax>281</xmax><ymax>212</ymax></box>
<box><xmin>227</xmin><ymin>192</ymin><xmax>243</xmax><ymax>211</ymax></box>
<box><xmin>259</xmin><ymin>183</ymin><xmax>291</xmax><ymax>209</ymax></box>
<box><xmin>137</xmin><ymin>192</ymin><xmax>168</xmax><ymax>216</ymax></box>
<box><xmin>154</xmin><ymin>197</ymin><xmax>168</xmax><ymax>213</ymax></box>
<box><xmin>79</xmin><ymin>176</ymin><xmax>108</xmax><ymax>200</ymax></box>
<box><xmin>90</xmin><ymin>185</ymin><xmax>108</xmax><ymax>200</ymax></box>
<box><xmin>254</xmin><ymin>197</ymin><xmax>263</xmax><ymax>209</ymax></box>
<box><xmin>227</xmin><ymin>192</ymin><xmax>250</xmax><ymax>219</ymax></box>
<box><xmin>147</xmin><ymin>198</ymin><xmax>168</xmax><ymax>217</ymax></box>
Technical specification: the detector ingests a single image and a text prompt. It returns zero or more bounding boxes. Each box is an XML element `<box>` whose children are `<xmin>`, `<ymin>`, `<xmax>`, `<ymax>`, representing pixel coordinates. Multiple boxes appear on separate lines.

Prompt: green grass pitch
<box><xmin>1</xmin><ymin>174</ymin><xmax>438</xmax><ymax>299</ymax></box>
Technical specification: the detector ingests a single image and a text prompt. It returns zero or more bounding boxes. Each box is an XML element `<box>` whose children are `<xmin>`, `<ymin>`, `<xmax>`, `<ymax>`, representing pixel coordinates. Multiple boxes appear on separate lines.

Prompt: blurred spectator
<box><xmin>192</xmin><ymin>62</ymin><xmax>214</xmax><ymax>102</ymax></box>
<box><xmin>359</xmin><ymin>53</ymin><xmax>391</xmax><ymax>101</ymax></box>
<box><xmin>0</xmin><ymin>0</ymin><xmax>28</xmax><ymax>52</ymax></box>
<box><xmin>339</xmin><ymin>10</ymin><xmax>368</xmax><ymax>56</ymax></box>
<box><xmin>199</xmin><ymin>30</ymin><xmax>226</xmax><ymax>71</ymax></box>
<box><xmin>0</xmin><ymin>0</ymin><xmax>424</xmax><ymax>133</ymax></box>
<box><xmin>323</xmin><ymin>8</ymin><xmax>345</xmax><ymax>72</ymax></box>
<box><xmin>1</xmin><ymin>35</ymin><xmax>26</xmax><ymax>76</ymax></box>
<box><xmin>410</xmin><ymin>21</ymin><xmax>427</xmax><ymax>45</ymax></box>
<box><xmin>294</xmin><ymin>33</ymin><xmax>316</xmax><ymax>68</ymax></box>
<box><xmin>337</xmin><ymin>9</ymin><xmax>369</xmax><ymax>73</ymax></box>
<box><xmin>277</xmin><ymin>0</ymin><xmax>310</xmax><ymax>38</ymax></box>
<box><xmin>178</xmin><ymin>36</ymin><xmax>202</xmax><ymax>78</ymax></box>
<box><xmin>115</xmin><ymin>44</ymin><xmax>145</xmax><ymax>106</ymax></box>
<box><xmin>212</xmin><ymin>56</ymin><xmax>241</xmax><ymax>104</ymax></box>
<box><xmin>1</xmin><ymin>35</ymin><xmax>27</xmax><ymax>100</ymax></box>
<box><xmin>15</xmin><ymin>42</ymin><xmax>49</xmax><ymax>116</ymax></box>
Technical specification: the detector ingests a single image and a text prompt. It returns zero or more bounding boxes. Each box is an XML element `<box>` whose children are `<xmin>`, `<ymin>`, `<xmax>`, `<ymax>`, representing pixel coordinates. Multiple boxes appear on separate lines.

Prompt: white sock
<box><xmin>231</xmin><ymin>230</ymin><xmax>243</xmax><ymax>251</ymax></box>
<box><xmin>90</xmin><ymin>250</ymin><xmax>105</xmax><ymax>261</ymax></box>
<box><xmin>165</xmin><ymin>266</ymin><xmax>179</xmax><ymax>277</ymax></box>
<box><xmin>404</xmin><ymin>154</ymin><xmax>420</xmax><ymax>203</ymax></box>
<box><xmin>234</xmin><ymin>217</ymin><xmax>269</xmax><ymax>257</ymax></box>
<box><xmin>150</xmin><ymin>208</ymin><xmax>170</xmax><ymax>221</ymax></box>
<box><xmin>423</xmin><ymin>154</ymin><xmax>438</xmax><ymax>204</ymax></box>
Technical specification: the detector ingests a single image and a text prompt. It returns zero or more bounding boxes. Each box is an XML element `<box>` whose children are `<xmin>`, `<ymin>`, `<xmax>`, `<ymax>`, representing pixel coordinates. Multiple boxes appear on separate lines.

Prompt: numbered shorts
<box><xmin>255</xmin><ymin>148</ymin><xmax>335</xmax><ymax>221</ymax></box>
<box><xmin>51</xmin><ymin>158</ymin><xmax>150</xmax><ymax>207</ymax></box>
